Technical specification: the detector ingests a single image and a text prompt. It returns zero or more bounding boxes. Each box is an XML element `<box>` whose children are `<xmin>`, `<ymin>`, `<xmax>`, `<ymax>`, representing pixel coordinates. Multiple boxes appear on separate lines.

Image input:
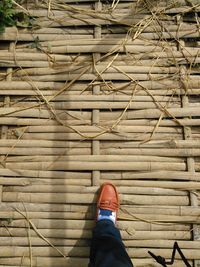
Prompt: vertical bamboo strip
<box><xmin>179</xmin><ymin>35</ymin><xmax>200</xmax><ymax>267</ymax></box>
<box><xmin>182</xmin><ymin>94</ymin><xmax>200</xmax><ymax>267</ymax></box>
<box><xmin>0</xmin><ymin>42</ymin><xmax>15</xmax><ymax>200</ymax></box>
<box><xmin>92</xmin><ymin>1</ymin><xmax>102</xmax><ymax>186</ymax></box>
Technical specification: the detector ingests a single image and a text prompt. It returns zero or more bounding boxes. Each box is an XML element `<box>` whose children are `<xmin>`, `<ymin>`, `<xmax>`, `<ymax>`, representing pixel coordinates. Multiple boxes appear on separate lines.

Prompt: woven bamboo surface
<box><xmin>0</xmin><ymin>0</ymin><xmax>200</xmax><ymax>266</ymax></box>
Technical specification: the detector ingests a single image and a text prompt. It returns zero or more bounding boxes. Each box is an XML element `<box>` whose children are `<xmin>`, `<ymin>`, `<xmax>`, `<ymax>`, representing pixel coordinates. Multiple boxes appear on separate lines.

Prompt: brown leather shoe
<box><xmin>96</xmin><ymin>182</ymin><xmax>119</xmax><ymax>224</ymax></box>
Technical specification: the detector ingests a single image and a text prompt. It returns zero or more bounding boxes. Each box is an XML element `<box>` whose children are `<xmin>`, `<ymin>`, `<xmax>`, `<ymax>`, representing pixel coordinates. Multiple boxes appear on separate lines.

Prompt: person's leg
<box><xmin>89</xmin><ymin>219</ymin><xmax>133</xmax><ymax>267</ymax></box>
<box><xmin>88</xmin><ymin>183</ymin><xmax>133</xmax><ymax>267</ymax></box>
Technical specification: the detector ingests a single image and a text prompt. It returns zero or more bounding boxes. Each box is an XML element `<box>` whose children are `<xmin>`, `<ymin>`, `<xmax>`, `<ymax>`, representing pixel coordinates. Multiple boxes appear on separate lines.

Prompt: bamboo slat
<box><xmin>0</xmin><ymin>257</ymin><xmax>192</xmax><ymax>267</ymax></box>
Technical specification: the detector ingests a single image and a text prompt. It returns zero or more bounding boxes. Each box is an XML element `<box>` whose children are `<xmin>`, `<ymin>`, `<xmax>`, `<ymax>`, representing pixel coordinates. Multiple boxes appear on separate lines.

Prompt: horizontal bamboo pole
<box><xmin>0</xmin><ymin>227</ymin><xmax>191</xmax><ymax>239</ymax></box>
<box><xmin>0</xmin><ymin>204</ymin><xmax>197</xmax><ymax>222</ymax></box>
<box><xmin>0</xmin><ymin>139</ymin><xmax>91</xmax><ymax>148</ymax></box>
<box><xmin>102</xmin><ymin>140</ymin><xmax>200</xmax><ymax>148</ymax></box>
<box><xmin>0</xmin><ymin>202</ymin><xmax>194</xmax><ymax>222</ymax></box>
<box><xmin>13</xmin><ymin>73</ymin><xmax>176</xmax><ymax>82</ymax></box>
<box><xmin>1</xmin><ymin>148</ymin><xmax>91</xmax><ymax>156</ymax></box>
<box><xmin>6</xmin><ymin>155</ymin><xmax>182</xmax><ymax>163</ymax></box>
<box><xmin>1</xmin><ymin>58</ymin><xmax>200</xmax><ymax>68</ymax></box>
<box><xmin>8</xmin><ymin>177</ymin><xmax>200</xmax><ymax>189</ymax></box>
<box><xmin>100</xmin><ymin>106</ymin><xmax>200</xmax><ymax>120</ymax></box>
<box><xmin>0</xmin><ymin>140</ymin><xmax>91</xmax><ymax>149</ymax></box>
<box><xmin>3</xmin><ymin>88</ymin><xmax>194</xmax><ymax>97</ymax></box>
<box><xmin>16</xmin><ymin>62</ymin><xmax>177</xmax><ymax>75</ymax></box>
<box><xmin>19</xmin><ymin>132</ymin><xmax>183</xmax><ymax>141</ymax></box>
<box><xmin>0</xmin><ymin>178</ymin><xmax>30</xmax><ymax>186</ymax></box>
<box><xmin>0</xmin><ymin>210</ymin><xmax>197</xmax><ymax>223</ymax></box>
<box><xmin>0</xmin><ymin>52</ymin><xmax>89</xmax><ymax>62</ymax></box>
<box><xmin>0</xmin><ymin>257</ymin><xmax>192</xmax><ymax>267</ymax></box>
<box><xmin>10</xmin><ymin>94</ymin><xmax>181</xmax><ymax>103</ymax></box>
<box><xmin>1</xmin><ymin>218</ymin><xmax>189</xmax><ymax>230</ymax></box>
<box><xmin>4</xmin><ymin>184</ymin><xmax>186</xmax><ymax>195</ymax></box>
<box><xmin>0</xmin><ymin>117</ymin><xmax>89</xmax><ymax>125</ymax></box>
<box><xmin>0</xmin><ymin>168</ymin><xmax>91</xmax><ymax>179</ymax></box>
<box><xmin>0</xmin><ymin>81</ymin><xmax>64</xmax><ymax>90</ymax></box>
<box><xmin>0</xmin><ymin>236</ymin><xmax>198</xmax><ymax>248</ymax></box>
<box><xmin>20</xmin><ymin>125</ymin><xmax>182</xmax><ymax>134</ymax></box>
<box><xmin>0</xmin><ymin>138</ymin><xmax>198</xmax><ymax>151</ymax></box>
<box><xmin>2</xmin><ymin>192</ymin><xmax>189</xmax><ymax>205</ymax></box>
<box><xmin>0</xmin><ymin>32</ymin><xmax>94</xmax><ymax>42</ymax></box>
<box><xmin>17</xmin><ymin>44</ymin><xmax>168</xmax><ymax>54</ymax></box>
<box><xmin>37</xmin><ymin>38</ymin><xmax>175</xmax><ymax>48</ymax></box>
<box><xmin>101</xmin><ymin>170</ymin><xmax>200</xmax><ymax>181</ymax></box>
<box><xmin>1</xmin><ymin>106</ymin><xmax>200</xmax><ymax>120</ymax></box>
<box><xmin>121</xmin><ymin>206</ymin><xmax>200</xmax><ymax>216</ymax></box>
<box><xmin>0</xmin><ymin>202</ymin><xmax>192</xmax><ymax>225</ymax></box>
<box><xmin>0</xmin><ymin>245</ymin><xmax>198</xmax><ymax>258</ymax></box>
<box><xmin>31</xmin><ymin>178</ymin><xmax>91</xmax><ymax>186</ymax></box>
<box><xmin>0</xmin><ymin>108</ymin><xmax>90</xmax><ymax>120</ymax></box>
<box><xmin>102</xmin><ymin>179</ymin><xmax>200</xmax><ymax>190</ymax></box>
<box><xmin>17</xmin><ymin>36</ymin><xmax>163</xmax><ymax>45</ymax></box>
<box><xmin>3</xmin><ymin>116</ymin><xmax>200</xmax><ymax>128</ymax></box>
<box><xmin>0</xmin><ymin>139</ymin><xmax>199</xmax><ymax>148</ymax></box>
<box><xmin>102</xmin><ymin>148</ymin><xmax>200</xmax><ymax>157</ymax></box>
<box><xmin>0</xmin><ymin>50</ymin><xmax>199</xmax><ymax>62</ymax></box>
<box><xmin>40</xmin><ymin>95</ymin><xmax>182</xmax><ymax>103</ymax></box>
<box><xmin>120</xmin><ymin>213</ymin><xmax>200</xmax><ymax>223</ymax></box>
<box><xmin>1</xmin><ymin>161</ymin><xmax>186</xmax><ymax>171</ymax></box>
<box><xmin>0</xmin><ymin>202</ymin><xmax>92</xmax><ymax>213</ymax></box>
<box><xmin>10</xmin><ymin>101</ymin><xmax>181</xmax><ymax>110</ymax></box>
<box><xmin>0</xmin><ymin>205</ymin><xmax>198</xmax><ymax>220</ymax></box>
<box><xmin>1</xmin><ymin>79</ymin><xmax>199</xmax><ymax>90</ymax></box>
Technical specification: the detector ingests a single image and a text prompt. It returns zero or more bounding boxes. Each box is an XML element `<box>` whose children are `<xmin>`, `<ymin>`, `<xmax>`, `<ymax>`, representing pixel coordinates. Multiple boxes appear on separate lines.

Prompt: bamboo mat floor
<box><xmin>0</xmin><ymin>0</ymin><xmax>200</xmax><ymax>266</ymax></box>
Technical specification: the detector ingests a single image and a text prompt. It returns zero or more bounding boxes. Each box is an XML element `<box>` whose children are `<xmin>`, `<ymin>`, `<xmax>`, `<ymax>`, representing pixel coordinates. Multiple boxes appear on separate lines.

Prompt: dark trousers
<box><xmin>89</xmin><ymin>220</ymin><xmax>134</xmax><ymax>267</ymax></box>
